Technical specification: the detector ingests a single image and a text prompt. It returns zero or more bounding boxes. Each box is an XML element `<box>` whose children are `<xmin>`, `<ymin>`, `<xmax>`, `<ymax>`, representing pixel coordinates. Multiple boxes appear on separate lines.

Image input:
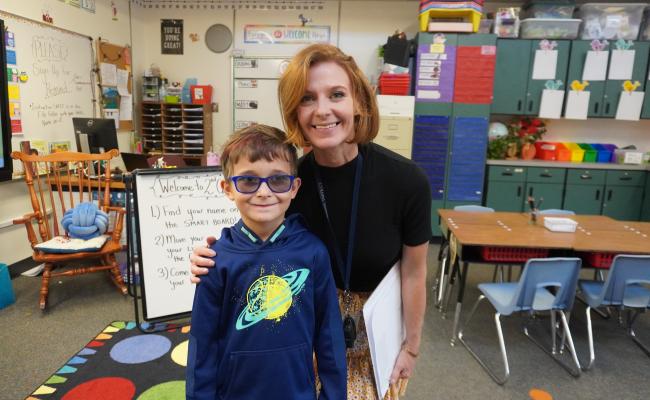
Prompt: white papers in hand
<box><xmin>363</xmin><ymin>262</ymin><xmax>403</xmax><ymax>400</ymax></box>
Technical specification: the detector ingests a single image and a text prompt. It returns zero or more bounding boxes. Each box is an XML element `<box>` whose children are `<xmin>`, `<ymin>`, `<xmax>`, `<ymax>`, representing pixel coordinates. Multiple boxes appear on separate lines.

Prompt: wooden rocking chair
<box><xmin>11</xmin><ymin>149</ymin><xmax>127</xmax><ymax>309</ymax></box>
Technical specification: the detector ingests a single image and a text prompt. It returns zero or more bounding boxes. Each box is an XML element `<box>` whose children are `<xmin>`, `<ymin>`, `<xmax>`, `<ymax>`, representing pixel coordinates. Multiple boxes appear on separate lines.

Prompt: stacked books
<box><xmin>419</xmin><ymin>1</ymin><xmax>484</xmax><ymax>33</ymax></box>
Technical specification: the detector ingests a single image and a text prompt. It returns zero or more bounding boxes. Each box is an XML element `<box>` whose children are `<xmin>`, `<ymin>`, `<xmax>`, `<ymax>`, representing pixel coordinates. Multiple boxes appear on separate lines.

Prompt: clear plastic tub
<box><xmin>522</xmin><ymin>1</ymin><xmax>576</xmax><ymax>19</ymax></box>
<box><xmin>577</xmin><ymin>3</ymin><xmax>649</xmax><ymax>40</ymax></box>
<box><xmin>544</xmin><ymin>217</ymin><xmax>577</xmax><ymax>233</ymax></box>
<box><xmin>520</xmin><ymin>18</ymin><xmax>581</xmax><ymax>39</ymax></box>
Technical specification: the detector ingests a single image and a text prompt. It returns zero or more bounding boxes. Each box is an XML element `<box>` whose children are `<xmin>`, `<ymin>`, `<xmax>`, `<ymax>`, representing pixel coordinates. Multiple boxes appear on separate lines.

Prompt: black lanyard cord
<box><xmin>312</xmin><ymin>151</ymin><xmax>363</xmax><ymax>293</ymax></box>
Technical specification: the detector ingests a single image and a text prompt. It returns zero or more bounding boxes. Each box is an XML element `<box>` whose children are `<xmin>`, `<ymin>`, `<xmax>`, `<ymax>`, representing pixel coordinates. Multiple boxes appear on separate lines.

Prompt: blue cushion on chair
<box><xmin>479</xmin><ymin>282</ymin><xmax>556</xmax><ymax>315</ymax></box>
<box><xmin>34</xmin><ymin>235</ymin><xmax>109</xmax><ymax>254</ymax></box>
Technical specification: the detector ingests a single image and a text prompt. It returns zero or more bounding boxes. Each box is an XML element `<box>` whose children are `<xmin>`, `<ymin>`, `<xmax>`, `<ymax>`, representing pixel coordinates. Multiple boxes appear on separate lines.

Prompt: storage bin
<box><xmin>614</xmin><ymin>148</ymin><xmax>645</xmax><ymax>165</ymax></box>
<box><xmin>577</xmin><ymin>3</ymin><xmax>648</xmax><ymax>40</ymax></box>
<box><xmin>555</xmin><ymin>142</ymin><xmax>572</xmax><ymax>161</ymax></box>
<box><xmin>190</xmin><ymin>85</ymin><xmax>212</xmax><ymax>105</ymax></box>
<box><xmin>535</xmin><ymin>141</ymin><xmax>558</xmax><ymax>161</ymax></box>
<box><xmin>520</xmin><ymin>18</ymin><xmax>581</xmax><ymax>39</ymax></box>
<box><xmin>591</xmin><ymin>144</ymin><xmax>616</xmax><ymax>163</ymax></box>
<box><xmin>578</xmin><ymin>143</ymin><xmax>597</xmax><ymax>163</ymax></box>
<box><xmin>583</xmin><ymin>252</ymin><xmax>616</xmax><ymax>269</ymax></box>
<box><xmin>564</xmin><ymin>142</ymin><xmax>585</xmax><ymax>162</ymax></box>
<box><xmin>544</xmin><ymin>216</ymin><xmax>578</xmax><ymax>232</ymax></box>
<box><xmin>494</xmin><ymin>7</ymin><xmax>521</xmax><ymax>38</ymax></box>
<box><xmin>0</xmin><ymin>263</ymin><xmax>16</xmax><ymax>310</ymax></box>
<box><xmin>522</xmin><ymin>1</ymin><xmax>576</xmax><ymax>19</ymax></box>
<box><xmin>379</xmin><ymin>73</ymin><xmax>411</xmax><ymax>96</ymax></box>
<box><xmin>481</xmin><ymin>246</ymin><xmax>549</xmax><ymax>262</ymax></box>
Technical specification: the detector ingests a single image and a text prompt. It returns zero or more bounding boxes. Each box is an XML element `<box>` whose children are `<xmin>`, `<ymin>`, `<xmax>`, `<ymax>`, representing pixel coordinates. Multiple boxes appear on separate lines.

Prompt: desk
<box><xmin>437</xmin><ymin>210</ymin><xmax>650</xmax><ymax>345</ymax></box>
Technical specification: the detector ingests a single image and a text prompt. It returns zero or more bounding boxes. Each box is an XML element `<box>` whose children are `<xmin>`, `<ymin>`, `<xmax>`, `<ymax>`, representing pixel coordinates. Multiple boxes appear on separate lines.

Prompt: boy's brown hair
<box><xmin>278</xmin><ymin>44</ymin><xmax>379</xmax><ymax>148</ymax></box>
<box><xmin>220</xmin><ymin>124</ymin><xmax>298</xmax><ymax>179</ymax></box>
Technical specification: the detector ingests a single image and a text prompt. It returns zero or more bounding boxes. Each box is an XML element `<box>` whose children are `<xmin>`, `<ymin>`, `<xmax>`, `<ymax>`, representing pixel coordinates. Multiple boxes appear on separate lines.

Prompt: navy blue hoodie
<box><xmin>186</xmin><ymin>214</ymin><xmax>347</xmax><ymax>400</ymax></box>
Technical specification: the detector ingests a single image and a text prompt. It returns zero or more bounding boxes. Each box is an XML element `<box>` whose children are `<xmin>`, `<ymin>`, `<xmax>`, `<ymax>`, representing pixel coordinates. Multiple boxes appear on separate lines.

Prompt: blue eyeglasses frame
<box><xmin>229</xmin><ymin>174</ymin><xmax>296</xmax><ymax>194</ymax></box>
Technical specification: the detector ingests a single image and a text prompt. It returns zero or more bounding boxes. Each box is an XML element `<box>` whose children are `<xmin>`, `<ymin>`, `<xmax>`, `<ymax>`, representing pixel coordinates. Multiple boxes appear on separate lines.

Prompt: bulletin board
<box><xmin>96</xmin><ymin>38</ymin><xmax>133</xmax><ymax>131</ymax></box>
<box><xmin>1</xmin><ymin>11</ymin><xmax>96</xmax><ymax>177</ymax></box>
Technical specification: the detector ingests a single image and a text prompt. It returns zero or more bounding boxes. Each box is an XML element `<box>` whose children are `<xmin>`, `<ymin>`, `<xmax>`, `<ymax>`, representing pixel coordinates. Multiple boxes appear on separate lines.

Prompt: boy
<box><xmin>186</xmin><ymin>125</ymin><xmax>347</xmax><ymax>400</ymax></box>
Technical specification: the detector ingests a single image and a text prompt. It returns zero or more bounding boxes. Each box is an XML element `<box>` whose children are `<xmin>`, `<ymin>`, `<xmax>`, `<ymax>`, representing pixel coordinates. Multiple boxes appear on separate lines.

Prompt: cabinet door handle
<box><xmin>594</xmin><ymin>102</ymin><xmax>599</xmax><ymax>114</ymax></box>
<box><xmin>501</xmin><ymin>171</ymin><xmax>513</xmax><ymax>176</ymax></box>
<box><xmin>607</xmin><ymin>190</ymin><xmax>613</xmax><ymax>201</ymax></box>
<box><xmin>528</xmin><ymin>100</ymin><xmax>533</xmax><ymax>112</ymax></box>
<box><xmin>529</xmin><ymin>187</ymin><xmax>534</xmax><ymax>196</ymax></box>
<box><xmin>517</xmin><ymin>186</ymin><xmax>522</xmax><ymax>197</ymax></box>
<box><xmin>580</xmin><ymin>174</ymin><xmax>592</xmax><ymax>180</ymax></box>
<box><xmin>605</xmin><ymin>102</ymin><xmax>610</xmax><ymax>114</ymax></box>
<box><xmin>517</xmin><ymin>100</ymin><xmax>522</xmax><ymax>111</ymax></box>
<box><xmin>619</xmin><ymin>176</ymin><xmax>632</xmax><ymax>181</ymax></box>
<box><xmin>595</xmin><ymin>189</ymin><xmax>600</xmax><ymax>201</ymax></box>
<box><xmin>540</xmin><ymin>173</ymin><xmax>552</xmax><ymax>178</ymax></box>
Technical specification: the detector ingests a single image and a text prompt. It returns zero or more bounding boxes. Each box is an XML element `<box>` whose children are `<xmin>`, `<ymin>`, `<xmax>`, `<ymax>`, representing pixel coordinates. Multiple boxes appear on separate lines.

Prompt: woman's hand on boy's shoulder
<box><xmin>189</xmin><ymin>236</ymin><xmax>217</xmax><ymax>283</ymax></box>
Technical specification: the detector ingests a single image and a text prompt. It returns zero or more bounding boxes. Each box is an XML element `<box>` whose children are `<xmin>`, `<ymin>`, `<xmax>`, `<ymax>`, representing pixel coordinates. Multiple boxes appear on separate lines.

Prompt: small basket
<box><xmin>584</xmin><ymin>252</ymin><xmax>616</xmax><ymax>269</ymax></box>
<box><xmin>481</xmin><ymin>247</ymin><xmax>549</xmax><ymax>262</ymax></box>
<box><xmin>544</xmin><ymin>217</ymin><xmax>578</xmax><ymax>232</ymax></box>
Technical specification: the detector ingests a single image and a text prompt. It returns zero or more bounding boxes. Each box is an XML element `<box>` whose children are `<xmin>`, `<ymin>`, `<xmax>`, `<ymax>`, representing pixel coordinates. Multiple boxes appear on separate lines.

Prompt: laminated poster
<box><xmin>532</xmin><ymin>50</ymin><xmax>557</xmax><ymax>80</ymax></box>
<box><xmin>582</xmin><ymin>51</ymin><xmax>608</xmax><ymax>82</ymax></box>
<box><xmin>538</xmin><ymin>89</ymin><xmax>564</xmax><ymax>119</ymax></box>
<box><xmin>564</xmin><ymin>91</ymin><xmax>590</xmax><ymax>120</ymax></box>
<box><xmin>608</xmin><ymin>50</ymin><xmax>635</xmax><ymax>81</ymax></box>
<box><xmin>615</xmin><ymin>92</ymin><xmax>643</xmax><ymax>121</ymax></box>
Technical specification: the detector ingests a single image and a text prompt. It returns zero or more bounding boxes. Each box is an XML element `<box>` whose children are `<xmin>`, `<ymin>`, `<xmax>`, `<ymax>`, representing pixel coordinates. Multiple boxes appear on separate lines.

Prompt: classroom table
<box><xmin>437</xmin><ymin>210</ymin><xmax>650</xmax><ymax>345</ymax></box>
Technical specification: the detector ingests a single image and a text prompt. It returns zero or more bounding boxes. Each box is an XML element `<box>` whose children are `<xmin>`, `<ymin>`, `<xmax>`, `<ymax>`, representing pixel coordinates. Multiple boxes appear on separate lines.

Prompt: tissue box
<box><xmin>544</xmin><ymin>217</ymin><xmax>577</xmax><ymax>232</ymax></box>
<box><xmin>0</xmin><ymin>263</ymin><xmax>16</xmax><ymax>309</ymax></box>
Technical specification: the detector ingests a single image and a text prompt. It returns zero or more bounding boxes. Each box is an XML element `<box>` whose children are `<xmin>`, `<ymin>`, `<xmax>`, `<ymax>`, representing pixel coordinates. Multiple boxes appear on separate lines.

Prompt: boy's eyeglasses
<box><xmin>230</xmin><ymin>175</ymin><xmax>296</xmax><ymax>194</ymax></box>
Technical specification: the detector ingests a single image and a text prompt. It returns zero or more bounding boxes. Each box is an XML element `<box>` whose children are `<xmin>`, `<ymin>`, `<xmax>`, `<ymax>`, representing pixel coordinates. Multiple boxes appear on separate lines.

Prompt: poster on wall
<box><xmin>161</xmin><ymin>19</ymin><xmax>183</xmax><ymax>55</ymax></box>
<box><xmin>244</xmin><ymin>25</ymin><xmax>330</xmax><ymax>44</ymax></box>
<box><xmin>415</xmin><ymin>35</ymin><xmax>456</xmax><ymax>103</ymax></box>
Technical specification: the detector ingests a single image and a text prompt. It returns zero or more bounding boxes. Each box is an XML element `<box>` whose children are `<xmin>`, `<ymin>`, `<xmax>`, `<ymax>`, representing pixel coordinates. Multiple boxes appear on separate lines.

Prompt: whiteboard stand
<box><xmin>127</xmin><ymin>167</ymin><xmax>239</xmax><ymax>332</ymax></box>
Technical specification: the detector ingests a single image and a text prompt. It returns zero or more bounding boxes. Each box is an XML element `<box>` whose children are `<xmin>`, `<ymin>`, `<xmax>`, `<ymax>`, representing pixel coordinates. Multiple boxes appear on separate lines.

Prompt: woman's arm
<box><xmin>389</xmin><ymin>241</ymin><xmax>428</xmax><ymax>385</ymax></box>
<box><xmin>189</xmin><ymin>236</ymin><xmax>217</xmax><ymax>284</ymax></box>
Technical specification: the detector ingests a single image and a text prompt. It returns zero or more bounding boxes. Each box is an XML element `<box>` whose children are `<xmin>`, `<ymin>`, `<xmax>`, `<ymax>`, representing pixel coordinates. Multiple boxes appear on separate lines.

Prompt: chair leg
<box><xmin>626</xmin><ymin>309</ymin><xmax>650</xmax><ymax>357</ymax></box>
<box><xmin>457</xmin><ymin>296</ymin><xmax>510</xmax><ymax>385</ymax></box>
<box><xmin>433</xmin><ymin>245</ymin><xmax>449</xmax><ymax>308</ymax></box>
<box><xmin>105</xmin><ymin>254</ymin><xmax>127</xmax><ymax>295</ymax></box>
<box><xmin>584</xmin><ymin>306</ymin><xmax>596</xmax><ymax>370</ymax></box>
<box><xmin>39</xmin><ymin>263</ymin><xmax>53</xmax><ymax>310</ymax></box>
<box><xmin>523</xmin><ymin>311</ymin><xmax>581</xmax><ymax>377</ymax></box>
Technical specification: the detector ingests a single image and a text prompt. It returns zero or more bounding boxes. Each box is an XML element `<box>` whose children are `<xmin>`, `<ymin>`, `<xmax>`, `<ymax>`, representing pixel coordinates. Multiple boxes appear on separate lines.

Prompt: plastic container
<box><xmin>520</xmin><ymin>18</ymin><xmax>581</xmax><ymax>39</ymax></box>
<box><xmin>0</xmin><ymin>263</ymin><xmax>16</xmax><ymax>310</ymax></box>
<box><xmin>614</xmin><ymin>148</ymin><xmax>645</xmax><ymax>165</ymax></box>
<box><xmin>591</xmin><ymin>144</ymin><xmax>613</xmax><ymax>163</ymax></box>
<box><xmin>495</xmin><ymin>7</ymin><xmax>521</xmax><ymax>38</ymax></box>
<box><xmin>577</xmin><ymin>3</ymin><xmax>648</xmax><ymax>40</ymax></box>
<box><xmin>190</xmin><ymin>85</ymin><xmax>212</xmax><ymax>105</ymax></box>
<box><xmin>522</xmin><ymin>1</ymin><xmax>576</xmax><ymax>19</ymax></box>
<box><xmin>555</xmin><ymin>142</ymin><xmax>572</xmax><ymax>161</ymax></box>
<box><xmin>583</xmin><ymin>252</ymin><xmax>616</xmax><ymax>269</ymax></box>
<box><xmin>578</xmin><ymin>144</ymin><xmax>597</xmax><ymax>163</ymax></box>
<box><xmin>379</xmin><ymin>73</ymin><xmax>411</xmax><ymax>96</ymax></box>
<box><xmin>481</xmin><ymin>247</ymin><xmax>549</xmax><ymax>262</ymax></box>
<box><xmin>544</xmin><ymin>216</ymin><xmax>578</xmax><ymax>232</ymax></box>
<box><xmin>535</xmin><ymin>141</ymin><xmax>558</xmax><ymax>161</ymax></box>
<box><xmin>564</xmin><ymin>142</ymin><xmax>585</xmax><ymax>162</ymax></box>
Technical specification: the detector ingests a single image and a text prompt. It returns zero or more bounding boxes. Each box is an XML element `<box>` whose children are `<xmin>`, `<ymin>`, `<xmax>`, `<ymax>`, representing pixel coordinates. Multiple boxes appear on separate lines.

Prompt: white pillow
<box><xmin>34</xmin><ymin>235</ymin><xmax>110</xmax><ymax>254</ymax></box>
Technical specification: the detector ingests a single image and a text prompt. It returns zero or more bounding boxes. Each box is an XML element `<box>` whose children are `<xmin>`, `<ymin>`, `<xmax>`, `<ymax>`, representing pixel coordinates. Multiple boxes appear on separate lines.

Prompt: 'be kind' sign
<box><xmin>161</xmin><ymin>19</ymin><xmax>183</xmax><ymax>55</ymax></box>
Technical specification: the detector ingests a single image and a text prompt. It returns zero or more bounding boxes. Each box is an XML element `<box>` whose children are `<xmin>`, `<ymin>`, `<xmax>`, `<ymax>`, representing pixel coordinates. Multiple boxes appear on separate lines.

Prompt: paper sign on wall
<box><xmin>608</xmin><ymin>50</ymin><xmax>635</xmax><ymax>80</ymax></box>
<box><xmin>615</xmin><ymin>91</ymin><xmax>644</xmax><ymax>121</ymax></box>
<box><xmin>582</xmin><ymin>51</ymin><xmax>609</xmax><ymax>81</ymax></box>
<box><xmin>538</xmin><ymin>89</ymin><xmax>565</xmax><ymax>119</ymax></box>
<box><xmin>564</xmin><ymin>91</ymin><xmax>590</xmax><ymax>120</ymax></box>
<box><xmin>532</xmin><ymin>50</ymin><xmax>558</xmax><ymax>80</ymax></box>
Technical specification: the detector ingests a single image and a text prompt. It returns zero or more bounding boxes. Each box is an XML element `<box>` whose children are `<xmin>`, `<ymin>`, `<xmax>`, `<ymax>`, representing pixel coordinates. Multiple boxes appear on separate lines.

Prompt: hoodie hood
<box><xmin>214</xmin><ymin>213</ymin><xmax>308</xmax><ymax>253</ymax></box>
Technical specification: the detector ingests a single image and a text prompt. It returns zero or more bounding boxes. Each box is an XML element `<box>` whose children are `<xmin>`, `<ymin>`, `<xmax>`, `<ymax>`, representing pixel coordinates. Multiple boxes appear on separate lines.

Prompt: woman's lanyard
<box><xmin>312</xmin><ymin>151</ymin><xmax>363</xmax><ymax>348</ymax></box>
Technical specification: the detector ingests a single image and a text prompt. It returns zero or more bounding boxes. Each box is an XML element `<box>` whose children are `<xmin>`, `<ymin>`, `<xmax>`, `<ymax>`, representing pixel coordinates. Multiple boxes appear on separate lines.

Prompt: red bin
<box><xmin>190</xmin><ymin>85</ymin><xmax>212</xmax><ymax>104</ymax></box>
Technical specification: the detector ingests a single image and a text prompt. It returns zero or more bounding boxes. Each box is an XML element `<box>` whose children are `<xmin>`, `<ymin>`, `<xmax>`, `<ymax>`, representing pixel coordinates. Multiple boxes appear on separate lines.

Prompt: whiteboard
<box><xmin>132</xmin><ymin>168</ymin><xmax>239</xmax><ymax>321</ymax></box>
<box><xmin>1</xmin><ymin>12</ymin><xmax>96</xmax><ymax>174</ymax></box>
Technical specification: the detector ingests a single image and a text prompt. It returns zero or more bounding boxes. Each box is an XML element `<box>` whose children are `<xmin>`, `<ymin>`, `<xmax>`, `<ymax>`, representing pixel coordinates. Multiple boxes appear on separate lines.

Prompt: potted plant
<box><xmin>509</xmin><ymin>117</ymin><xmax>547</xmax><ymax>160</ymax></box>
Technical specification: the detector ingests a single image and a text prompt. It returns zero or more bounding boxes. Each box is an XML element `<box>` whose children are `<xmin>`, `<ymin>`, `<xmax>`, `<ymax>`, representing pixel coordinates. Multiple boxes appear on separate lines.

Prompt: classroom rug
<box><xmin>27</xmin><ymin>321</ymin><xmax>189</xmax><ymax>400</ymax></box>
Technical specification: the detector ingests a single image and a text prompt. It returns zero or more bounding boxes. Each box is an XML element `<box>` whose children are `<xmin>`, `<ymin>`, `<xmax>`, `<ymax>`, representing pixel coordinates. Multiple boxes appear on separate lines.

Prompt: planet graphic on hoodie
<box><xmin>236</xmin><ymin>268</ymin><xmax>310</xmax><ymax>330</ymax></box>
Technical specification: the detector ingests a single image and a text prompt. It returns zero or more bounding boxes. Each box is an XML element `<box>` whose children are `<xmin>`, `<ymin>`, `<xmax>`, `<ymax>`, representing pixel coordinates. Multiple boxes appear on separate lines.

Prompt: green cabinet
<box><xmin>563</xmin><ymin>169</ymin><xmax>606</xmax><ymax>214</ymax></box>
<box><xmin>485</xmin><ymin>166</ymin><xmax>527</xmax><ymax>211</ymax></box>
<box><xmin>642</xmin><ymin>173</ymin><xmax>650</xmax><ymax>221</ymax></box>
<box><xmin>492</xmin><ymin>39</ymin><xmax>570</xmax><ymax>115</ymax></box>
<box><xmin>602</xmin><ymin>170</ymin><xmax>645</xmax><ymax>221</ymax></box>
<box><xmin>565</xmin><ymin>41</ymin><xmax>650</xmax><ymax>118</ymax></box>
<box><xmin>524</xmin><ymin>167</ymin><xmax>566</xmax><ymax>210</ymax></box>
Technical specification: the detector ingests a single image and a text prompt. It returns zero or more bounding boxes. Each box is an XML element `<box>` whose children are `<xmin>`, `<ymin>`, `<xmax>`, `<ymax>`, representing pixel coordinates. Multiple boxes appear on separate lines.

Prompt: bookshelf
<box><xmin>140</xmin><ymin>102</ymin><xmax>212</xmax><ymax>160</ymax></box>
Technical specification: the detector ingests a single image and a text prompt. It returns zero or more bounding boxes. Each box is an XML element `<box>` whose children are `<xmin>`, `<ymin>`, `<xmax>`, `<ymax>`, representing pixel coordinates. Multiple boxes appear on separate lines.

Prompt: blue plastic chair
<box><xmin>458</xmin><ymin>258</ymin><xmax>582</xmax><ymax>384</ymax></box>
<box><xmin>434</xmin><ymin>205</ymin><xmax>495</xmax><ymax>310</ymax></box>
<box><xmin>539</xmin><ymin>209</ymin><xmax>576</xmax><ymax>215</ymax></box>
<box><xmin>579</xmin><ymin>255</ymin><xmax>650</xmax><ymax>370</ymax></box>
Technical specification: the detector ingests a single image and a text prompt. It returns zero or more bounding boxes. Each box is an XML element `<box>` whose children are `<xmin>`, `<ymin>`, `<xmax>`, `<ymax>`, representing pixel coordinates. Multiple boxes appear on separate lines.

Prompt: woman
<box><xmin>191</xmin><ymin>44</ymin><xmax>431</xmax><ymax>400</ymax></box>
